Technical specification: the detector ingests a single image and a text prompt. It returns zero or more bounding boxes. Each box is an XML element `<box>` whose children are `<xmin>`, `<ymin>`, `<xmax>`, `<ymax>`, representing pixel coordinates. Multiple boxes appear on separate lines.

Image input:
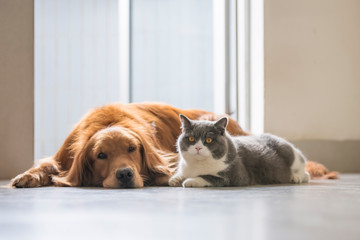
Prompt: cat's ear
<box><xmin>179</xmin><ymin>114</ymin><xmax>192</xmax><ymax>130</ymax></box>
<box><xmin>215</xmin><ymin>117</ymin><xmax>228</xmax><ymax>135</ymax></box>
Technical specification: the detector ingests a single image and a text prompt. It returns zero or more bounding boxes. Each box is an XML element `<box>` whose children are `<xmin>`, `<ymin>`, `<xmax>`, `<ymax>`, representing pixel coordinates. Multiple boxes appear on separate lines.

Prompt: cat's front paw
<box><xmin>303</xmin><ymin>172</ymin><xmax>310</xmax><ymax>183</ymax></box>
<box><xmin>168</xmin><ymin>175</ymin><xmax>183</xmax><ymax>187</ymax></box>
<box><xmin>290</xmin><ymin>171</ymin><xmax>310</xmax><ymax>184</ymax></box>
<box><xmin>182</xmin><ymin>177</ymin><xmax>211</xmax><ymax>188</ymax></box>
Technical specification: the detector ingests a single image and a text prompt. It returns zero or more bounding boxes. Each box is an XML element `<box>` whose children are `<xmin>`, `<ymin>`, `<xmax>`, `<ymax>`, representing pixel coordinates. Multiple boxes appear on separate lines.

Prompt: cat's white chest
<box><xmin>179</xmin><ymin>154</ymin><xmax>228</xmax><ymax>178</ymax></box>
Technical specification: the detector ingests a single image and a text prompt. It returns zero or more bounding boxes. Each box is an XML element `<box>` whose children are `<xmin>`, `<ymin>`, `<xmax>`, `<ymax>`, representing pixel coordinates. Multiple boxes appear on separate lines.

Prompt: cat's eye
<box><xmin>188</xmin><ymin>136</ymin><xmax>195</xmax><ymax>142</ymax></box>
<box><xmin>128</xmin><ymin>146</ymin><xmax>136</xmax><ymax>153</ymax></box>
<box><xmin>206</xmin><ymin>138</ymin><xmax>213</xmax><ymax>144</ymax></box>
<box><xmin>97</xmin><ymin>152</ymin><xmax>107</xmax><ymax>159</ymax></box>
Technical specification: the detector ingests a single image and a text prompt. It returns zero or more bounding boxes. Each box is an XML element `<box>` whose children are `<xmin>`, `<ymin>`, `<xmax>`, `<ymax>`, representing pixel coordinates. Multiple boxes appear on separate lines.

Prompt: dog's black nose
<box><xmin>116</xmin><ymin>168</ymin><xmax>134</xmax><ymax>183</ymax></box>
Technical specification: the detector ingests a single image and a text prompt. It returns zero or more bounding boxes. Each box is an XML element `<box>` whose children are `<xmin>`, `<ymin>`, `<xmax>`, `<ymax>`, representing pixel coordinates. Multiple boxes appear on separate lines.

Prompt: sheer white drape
<box><xmin>130</xmin><ymin>0</ymin><xmax>214</xmax><ymax>111</ymax></box>
<box><xmin>34</xmin><ymin>0</ymin><xmax>120</xmax><ymax>161</ymax></box>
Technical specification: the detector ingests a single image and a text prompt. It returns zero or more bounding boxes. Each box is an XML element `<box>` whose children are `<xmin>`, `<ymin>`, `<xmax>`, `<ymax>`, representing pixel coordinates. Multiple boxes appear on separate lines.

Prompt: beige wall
<box><xmin>0</xmin><ymin>0</ymin><xmax>34</xmax><ymax>179</ymax></box>
<box><xmin>264</xmin><ymin>0</ymin><xmax>360</xmax><ymax>172</ymax></box>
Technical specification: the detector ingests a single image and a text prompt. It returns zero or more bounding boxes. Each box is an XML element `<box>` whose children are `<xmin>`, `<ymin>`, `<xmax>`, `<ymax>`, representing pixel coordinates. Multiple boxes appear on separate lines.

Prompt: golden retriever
<box><xmin>11</xmin><ymin>102</ymin><xmax>336</xmax><ymax>188</ymax></box>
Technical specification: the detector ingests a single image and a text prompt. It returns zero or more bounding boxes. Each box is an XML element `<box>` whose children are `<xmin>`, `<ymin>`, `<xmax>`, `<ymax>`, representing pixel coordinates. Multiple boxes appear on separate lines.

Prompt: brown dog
<box><xmin>11</xmin><ymin>102</ymin><xmax>336</xmax><ymax>188</ymax></box>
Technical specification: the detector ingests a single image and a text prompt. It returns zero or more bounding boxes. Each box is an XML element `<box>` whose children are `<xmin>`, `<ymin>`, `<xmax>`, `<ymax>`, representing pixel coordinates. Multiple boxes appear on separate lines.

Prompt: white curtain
<box><xmin>131</xmin><ymin>0</ymin><xmax>214</xmax><ymax>111</ymax></box>
<box><xmin>34</xmin><ymin>0</ymin><xmax>120</xmax><ymax>161</ymax></box>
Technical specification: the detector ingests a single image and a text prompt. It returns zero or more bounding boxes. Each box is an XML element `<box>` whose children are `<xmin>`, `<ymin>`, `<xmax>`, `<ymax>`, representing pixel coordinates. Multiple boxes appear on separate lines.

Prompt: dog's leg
<box><xmin>306</xmin><ymin>161</ymin><xmax>338</xmax><ymax>179</ymax></box>
<box><xmin>11</xmin><ymin>157</ymin><xmax>60</xmax><ymax>188</ymax></box>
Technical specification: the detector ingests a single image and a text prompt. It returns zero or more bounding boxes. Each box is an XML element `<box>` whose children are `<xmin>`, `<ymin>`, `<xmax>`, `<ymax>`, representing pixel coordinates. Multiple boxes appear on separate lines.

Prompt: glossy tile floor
<box><xmin>0</xmin><ymin>174</ymin><xmax>359</xmax><ymax>240</ymax></box>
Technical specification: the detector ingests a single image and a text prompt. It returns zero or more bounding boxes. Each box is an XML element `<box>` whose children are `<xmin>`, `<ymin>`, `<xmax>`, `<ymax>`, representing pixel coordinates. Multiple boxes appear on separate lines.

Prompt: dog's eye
<box><xmin>128</xmin><ymin>146</ymin><xmax>136</xmax><ymax>153</ymax></box>
<box><xmin>97</xmin><ymin>152</ymin><xmax>107</xmax><ymax>159</ymax></box>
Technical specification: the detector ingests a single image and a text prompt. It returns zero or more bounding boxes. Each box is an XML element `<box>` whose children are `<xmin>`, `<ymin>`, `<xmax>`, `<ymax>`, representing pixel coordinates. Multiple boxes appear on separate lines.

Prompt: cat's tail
<box><xmin>306</xmin><ymin>161</ymin><xmax>338</xmax><ymax>179</ymax></box>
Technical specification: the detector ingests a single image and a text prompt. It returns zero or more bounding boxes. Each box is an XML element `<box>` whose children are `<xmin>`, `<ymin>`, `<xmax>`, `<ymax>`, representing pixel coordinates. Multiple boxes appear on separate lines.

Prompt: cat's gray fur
<box><xmin>169</xmin><ymin>115</ymin><xmax>310</xmax><ymax>187</ymax></box>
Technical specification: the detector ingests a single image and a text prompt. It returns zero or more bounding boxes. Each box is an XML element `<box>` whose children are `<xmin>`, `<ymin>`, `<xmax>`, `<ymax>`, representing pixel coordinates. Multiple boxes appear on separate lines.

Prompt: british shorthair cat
<box><xmin>169</xmin><ymin>115</ymin><xmax>310</xmax><ymax>187</ymax></box>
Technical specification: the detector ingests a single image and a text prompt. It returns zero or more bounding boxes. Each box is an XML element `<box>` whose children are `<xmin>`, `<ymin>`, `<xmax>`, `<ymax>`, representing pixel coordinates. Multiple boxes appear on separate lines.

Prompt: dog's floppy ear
<box><xmin>138</xmin><ymin>133</ymin><xmax>172</xmax><ymax>184</ymax></box>
<box><xmin>53</xmin><ymin>139</ymin><xmax>93</xmax><ymax>187</ymax></box>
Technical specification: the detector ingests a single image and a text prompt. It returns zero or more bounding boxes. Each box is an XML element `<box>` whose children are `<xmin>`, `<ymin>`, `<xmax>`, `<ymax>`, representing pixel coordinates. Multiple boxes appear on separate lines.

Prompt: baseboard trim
<box><xmin>291</xmin><ymin>140</ymin><xmax>360</xmax><ymax>173</ymax></box>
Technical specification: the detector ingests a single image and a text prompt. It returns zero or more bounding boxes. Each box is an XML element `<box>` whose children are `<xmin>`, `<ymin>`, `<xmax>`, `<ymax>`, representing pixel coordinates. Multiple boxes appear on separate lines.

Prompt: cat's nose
<box><xmin>195</xmin><ymin>147</ymin><xmax>202</xmax><ymax>151</ymax></box>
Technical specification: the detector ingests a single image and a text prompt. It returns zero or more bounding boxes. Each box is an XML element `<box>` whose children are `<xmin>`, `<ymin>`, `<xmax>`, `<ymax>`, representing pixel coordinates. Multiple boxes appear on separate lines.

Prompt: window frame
<box><xmin>213</xmin><ymin>0</ymin><xmax>264</xmax><ymax>133</ymax></box>
<box><xmin>119</xmin><ymin>0</ymin><xmax>264</xmax><ymax>132</ymax></box>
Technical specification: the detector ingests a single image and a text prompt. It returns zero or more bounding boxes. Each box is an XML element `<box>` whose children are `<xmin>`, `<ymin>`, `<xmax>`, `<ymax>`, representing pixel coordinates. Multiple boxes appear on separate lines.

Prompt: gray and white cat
<box><xmin>169</xmin><ymin>115</ymin><xmax>310</xmax><ymax>188</ymax></box>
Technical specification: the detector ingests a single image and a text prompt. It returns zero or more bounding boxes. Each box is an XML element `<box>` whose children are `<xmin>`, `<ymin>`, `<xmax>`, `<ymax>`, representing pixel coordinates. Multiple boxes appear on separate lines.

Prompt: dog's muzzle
<box><xmin>116</xmin><ymin>168</ymin><xmax>134</xmax><ymax>188</ymax></box>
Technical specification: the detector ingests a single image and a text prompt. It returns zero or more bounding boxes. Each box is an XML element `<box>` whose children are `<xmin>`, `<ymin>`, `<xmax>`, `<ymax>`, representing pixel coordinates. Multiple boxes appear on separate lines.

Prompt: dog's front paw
<box><xmin>168</xmin><ymin>175</ymin><xmax>183</xmax><ymax>187</ymax></box>
<box><xmin>11</xmin><ymin>172</ymin><xmax>42</xmax><ymax>188</ymax></box>
<box><xmin>182</xmin><ymin>177</ymin><xmax>210</xmax><ymax>188</ymax></box>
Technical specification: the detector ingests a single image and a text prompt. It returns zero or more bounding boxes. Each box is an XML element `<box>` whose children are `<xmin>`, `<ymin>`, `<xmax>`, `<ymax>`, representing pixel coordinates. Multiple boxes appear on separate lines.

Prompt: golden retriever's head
<box><xmin>55</xmin><ymin>126</ymin><xmax>173</xmax><ymax>188</ymax></box>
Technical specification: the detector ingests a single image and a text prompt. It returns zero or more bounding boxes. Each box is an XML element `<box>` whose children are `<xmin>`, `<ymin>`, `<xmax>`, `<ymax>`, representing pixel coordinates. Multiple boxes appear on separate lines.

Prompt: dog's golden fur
<box><xmin>305</xmin><ymin>161</ymin><xmax>338</xmax><ymax>180</ymax></box>
<box><xmin>11</xmin><ymin>102</ymin><xmax>337</xmax><ymax>188</ymax></box>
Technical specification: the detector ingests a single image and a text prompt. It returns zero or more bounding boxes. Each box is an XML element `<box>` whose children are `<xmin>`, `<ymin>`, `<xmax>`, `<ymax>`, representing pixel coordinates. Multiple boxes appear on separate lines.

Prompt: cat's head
<box><xmin>177</xmin><ymin>114</ymin><xmax>229</xmax><ymax>161</ymax></box>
